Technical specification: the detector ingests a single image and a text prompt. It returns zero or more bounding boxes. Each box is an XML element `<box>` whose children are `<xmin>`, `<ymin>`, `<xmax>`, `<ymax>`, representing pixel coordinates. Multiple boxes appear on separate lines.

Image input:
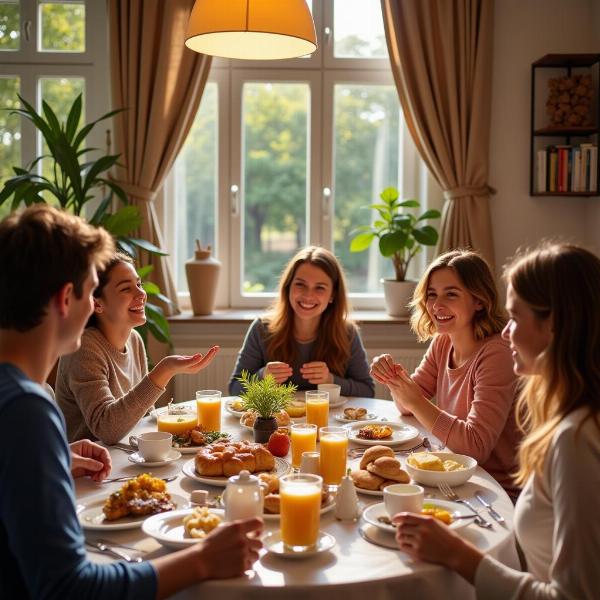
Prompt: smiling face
<box><xmin>425</xmin><ymin>267</ymin><xmax>483</xmax><ymax>338</ymax></box>
<box><xmin>288</xmin><ymin>262</ymin><xmax>334</xmax><ymax>323</ymax></box>
<box><xmin>93</xmin><ymin>261</ymin><xmax>147</xmax><ymax>329</ymax></box>
<box><xmin>502</xmin><ymin>283</ymin><xmax>552</xmax><ymax>375</ymax></box>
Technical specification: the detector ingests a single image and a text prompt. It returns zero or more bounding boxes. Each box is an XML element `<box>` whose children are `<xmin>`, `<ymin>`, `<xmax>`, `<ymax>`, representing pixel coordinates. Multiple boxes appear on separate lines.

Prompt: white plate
<box><xmin>362</xmin><ymin>500</ymin><xmax>473</xmax><ymax>533</ymax></box>
<box><xmin>294</xmin><ymin>390</ymin><xmax>348</xmax><ymax>408</ymax></box>
<box><xmin>354</xmin><ymin>486</ymin><xmax>384</xmax><ymax>497</ymax></box>
<box><xmin>219</xmin><ymin>494</ymin><xmax>336</xmax><ymax>520</ymax></box>
<box><xmin>128</xmin><ymin>449</ymin><xmax>182</xmax><ymax>466</ymax></box>
<box><xmin>334</xmin><ymin>412</ymin><xmax>377</xmax><ymax>423</ymax></box>
<box><xmin>77</xmin><ymin>493</ymin><xmax>189</xmax><ymax>531</ymax></box>
<box><xmin>172</xmin><ymin>433</ymin><xmax>233</xmax><ymax>455</ymax></box>
<box><xmin>143</xmin><ymin>508</ymin><xmax>226</xmax><ymax>549</ymax></box>
<box><xmin>181</xmin><ymin>457</ymin><xmax>291</xmax><ymax>487</ymax></box>
<box><xmin>225</xmin><ymin>398</ymin><xmax>245</xmax><ymax>417</ymax></box>
<box><xmin>263</xmin><ymin>530</ymin><xmax>336</xmax><ymax>558</ymax></box>
<box><xmin>345</xmin><ymin>420</ymin><xmax>419</xmax><ymax>446</ymax></box>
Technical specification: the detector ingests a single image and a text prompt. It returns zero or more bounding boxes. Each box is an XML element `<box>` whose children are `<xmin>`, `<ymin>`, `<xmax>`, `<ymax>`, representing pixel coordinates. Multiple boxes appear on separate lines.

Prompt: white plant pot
<box><xmin>381</xmin><ymin>279</ymin><xmax>417</xmax><ymax>318</ymax></box>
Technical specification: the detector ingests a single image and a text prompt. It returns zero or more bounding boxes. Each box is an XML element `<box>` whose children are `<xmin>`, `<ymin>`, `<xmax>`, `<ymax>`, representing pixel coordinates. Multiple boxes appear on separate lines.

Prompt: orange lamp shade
<box><xmin>185</xmin><ymin>0</ymin><xmax>317</xmax><ymax>60</ymax></box>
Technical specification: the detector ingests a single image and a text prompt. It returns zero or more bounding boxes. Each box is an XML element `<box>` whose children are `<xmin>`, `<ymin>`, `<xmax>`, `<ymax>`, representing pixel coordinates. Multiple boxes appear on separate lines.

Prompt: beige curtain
<box><xmin>108</xmin><ymin>0</ymin><xmax>212</xmax><ymax>313</ymax></box>
<box><xmin>381</xmin><ymin>0</ymin><xmax>496</xmax><ymax>267</ymax></box>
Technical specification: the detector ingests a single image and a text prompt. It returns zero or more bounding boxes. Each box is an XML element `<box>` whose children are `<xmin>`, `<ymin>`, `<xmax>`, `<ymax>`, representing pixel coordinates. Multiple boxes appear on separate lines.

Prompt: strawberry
<box><xmin>267</xmin><ymin>429</ymin><xmax>290</xmax><ymax>457</ymax></box>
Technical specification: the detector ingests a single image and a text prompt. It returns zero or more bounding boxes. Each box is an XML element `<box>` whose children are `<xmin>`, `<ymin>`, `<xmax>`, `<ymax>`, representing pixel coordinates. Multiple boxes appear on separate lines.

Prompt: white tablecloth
<box><xmin>75</xmin><ymin>397</ymin><xmax>520</xmax><ymax>600</ymax></box>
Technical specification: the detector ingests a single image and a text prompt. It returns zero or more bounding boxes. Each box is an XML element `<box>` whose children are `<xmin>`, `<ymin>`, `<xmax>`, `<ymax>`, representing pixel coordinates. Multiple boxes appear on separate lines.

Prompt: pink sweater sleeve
<box><xmin>431</xmin><ymin>339</ymin><xmax>518</xmax><ymax>464</ymax></box>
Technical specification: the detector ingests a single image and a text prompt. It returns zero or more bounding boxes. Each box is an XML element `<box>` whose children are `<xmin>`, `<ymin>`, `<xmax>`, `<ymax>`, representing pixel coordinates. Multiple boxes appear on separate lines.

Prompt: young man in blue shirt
<box><xmin>0</xmin><ymin>205</ymin><xmax>262</xmax><ymax>599</ymax></box>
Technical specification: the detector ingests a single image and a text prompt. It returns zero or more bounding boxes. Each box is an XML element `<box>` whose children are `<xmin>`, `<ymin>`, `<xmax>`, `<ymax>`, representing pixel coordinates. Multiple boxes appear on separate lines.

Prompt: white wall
<box><xmin>490</xmin><ymin>0</ymin><xmax>599</xmax><ymax>269</ymax></box>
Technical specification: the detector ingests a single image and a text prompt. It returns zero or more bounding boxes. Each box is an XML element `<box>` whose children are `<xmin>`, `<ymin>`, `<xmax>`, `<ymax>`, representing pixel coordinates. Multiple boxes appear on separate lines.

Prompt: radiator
<box><xmin>172</xmin><ymin>346</ymin><xmax>425</xmax><ymax>401</ymax></box>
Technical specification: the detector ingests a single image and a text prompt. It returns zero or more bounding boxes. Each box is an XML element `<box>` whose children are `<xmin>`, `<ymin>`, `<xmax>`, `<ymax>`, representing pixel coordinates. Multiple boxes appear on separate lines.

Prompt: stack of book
<box><xmin>536</xmin><ymin>143</ymin><xmax>598</xmax><ymax>193</ymax></box>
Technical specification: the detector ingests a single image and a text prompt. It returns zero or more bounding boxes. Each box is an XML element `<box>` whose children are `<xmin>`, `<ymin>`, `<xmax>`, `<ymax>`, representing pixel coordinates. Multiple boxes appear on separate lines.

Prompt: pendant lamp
<box><xmin>185</xmin><ymin>0</ymin><xmax>317</xmax><ymax>60</ymax></box>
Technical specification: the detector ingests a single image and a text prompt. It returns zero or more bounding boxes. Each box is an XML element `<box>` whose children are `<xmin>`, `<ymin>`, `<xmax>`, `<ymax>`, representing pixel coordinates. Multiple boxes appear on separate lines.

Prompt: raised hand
<box><xmin>69</xmin><ymin>438</ymin><xmax>112</xmax><ymax>481</ymax></box>
<box><xmin>150</xmin><ymin>346</ymin><xmax>220</xmax><ymax>388</ymax></box>
<box><xmin>264</xmin><ymin>361</ymin><xmax>293</xmax><ymax>384</ymax></box>
<box><xmin>300</xmin><ymin>361</ymin><xmax>333</xmax><ymax>384</ymax></box>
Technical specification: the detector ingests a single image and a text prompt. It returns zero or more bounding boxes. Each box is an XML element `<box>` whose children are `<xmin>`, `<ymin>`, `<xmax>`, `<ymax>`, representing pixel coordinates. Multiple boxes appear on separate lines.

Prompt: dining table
<box><xmin>75</xmin><ymin>396</ymin><xmax>520</xmax><ymax>600</ymax></box>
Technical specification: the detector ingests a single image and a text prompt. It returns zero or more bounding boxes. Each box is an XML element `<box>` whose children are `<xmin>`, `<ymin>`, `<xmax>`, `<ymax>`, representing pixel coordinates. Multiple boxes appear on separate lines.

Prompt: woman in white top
<box><xmin>393</xmin><ymin>242</ymin><xmax>600</xmax><ymax>599</ymax></box>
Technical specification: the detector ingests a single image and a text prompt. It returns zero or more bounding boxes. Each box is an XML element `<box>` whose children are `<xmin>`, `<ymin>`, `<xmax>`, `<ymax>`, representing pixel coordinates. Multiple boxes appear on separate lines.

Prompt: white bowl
<box><xmin>404</xmin><ymin>452</ymin><xmax>477</xmax><ymax>487</ymax></box>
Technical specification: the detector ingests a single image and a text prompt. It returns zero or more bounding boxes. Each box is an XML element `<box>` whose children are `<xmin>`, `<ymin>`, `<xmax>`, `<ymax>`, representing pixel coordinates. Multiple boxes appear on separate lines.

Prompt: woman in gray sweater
<box><xmin>229</xmin><ymin>246</ymin><xmax>374</xmax><ymax>398</ymax></box>
<box><xmin>56</xmin><ymin>253</ymin><xmax>218</xmax><ymax>444</ymax></box>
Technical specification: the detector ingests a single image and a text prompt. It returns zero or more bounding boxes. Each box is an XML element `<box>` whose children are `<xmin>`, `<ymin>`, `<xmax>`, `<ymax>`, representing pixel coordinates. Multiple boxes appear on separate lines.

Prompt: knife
<box><xmin>474</xmin><ymin>492</ymin><xmax>506</xmax><ymax>525</ymax></box>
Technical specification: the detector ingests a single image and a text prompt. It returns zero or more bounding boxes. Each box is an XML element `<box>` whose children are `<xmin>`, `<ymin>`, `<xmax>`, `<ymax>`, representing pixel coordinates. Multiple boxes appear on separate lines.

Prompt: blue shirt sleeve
<box><xmin>228</xmin><ymin>319</ymin><xmax>269</xmax><ymax>395</ymax></box>
<box><xmin>0</xmin><ymin>392</ymin><xmax>157</xmax><ymax>599</ymax></box>
<box><xmin>333</xmin><ymin>329</ymin><xmax>375</xmax><ymax>397</ymax></box>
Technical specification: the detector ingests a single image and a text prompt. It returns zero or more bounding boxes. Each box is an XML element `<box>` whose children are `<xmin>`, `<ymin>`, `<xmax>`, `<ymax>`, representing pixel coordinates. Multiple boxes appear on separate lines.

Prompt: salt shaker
<box><xmin>224</xmin><ymin>470</ymin><xmax>264</xmax><ymax>521</ymax></box>
<box><xmin>335</xmin><ymin>469</ymin><xmax>360</xmax><ymax>521</ymax></box>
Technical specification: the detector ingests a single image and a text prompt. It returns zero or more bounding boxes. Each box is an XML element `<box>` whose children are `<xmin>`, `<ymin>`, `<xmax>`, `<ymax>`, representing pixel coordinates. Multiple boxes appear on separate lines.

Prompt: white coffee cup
<box><xmin>318</xmin><ymin>383</ymin><xmax>341</xmax><ymax>403</ymax></box>
<box><xmin>383</xmin><ymin>483</ymin><xmax>425</xmax><ymax>517</ymax></box>
<box><xmin>135</xmin><ymin>431</ymin><xmax>173</xmax><ymax>461</ymax></box>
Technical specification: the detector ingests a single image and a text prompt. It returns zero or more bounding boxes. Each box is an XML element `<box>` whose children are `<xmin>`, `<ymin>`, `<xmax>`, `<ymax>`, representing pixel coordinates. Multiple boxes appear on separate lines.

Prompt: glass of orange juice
<box><xmin>279</xmin><ymin>473</ymin><xmax>322</xmax><ymax>551</ymax></box>
<box><xmin>319</xmin><ymin>426</ymin><xmax>348</xmax><ymax>488</ymax></box>
<box><xmin>196</xmin><ymin>390</ymin><xmax>222</xmax><ymax>432</ymax></box>
<box><xmin>305</xmin><ymin>390</ymin><xmax>329</xmax><ymax>439</ymax></box>
<box><xmin>290</xmin><ymin>423</ymin><xmax>317</xmax><ymax>469</ymax></box>
<box><xmin>157</xmin><ymin>402</ymin><xmax>197</xmax><ymax>436</ymax></box>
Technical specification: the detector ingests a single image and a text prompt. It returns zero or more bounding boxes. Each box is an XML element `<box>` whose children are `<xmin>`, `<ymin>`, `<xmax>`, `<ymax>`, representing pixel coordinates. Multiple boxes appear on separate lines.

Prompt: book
<box><xmin>537</xmin><ymin>149</ymin><xmax>547</xmax><ymax>192</ymax></box>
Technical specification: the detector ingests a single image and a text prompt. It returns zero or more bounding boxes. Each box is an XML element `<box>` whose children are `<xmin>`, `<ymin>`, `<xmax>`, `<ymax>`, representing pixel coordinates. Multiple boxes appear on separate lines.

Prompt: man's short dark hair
<box><xmin>0</xmin><ymin>205</ymin><xmax>115</xmax><ymax>331</ymax></box>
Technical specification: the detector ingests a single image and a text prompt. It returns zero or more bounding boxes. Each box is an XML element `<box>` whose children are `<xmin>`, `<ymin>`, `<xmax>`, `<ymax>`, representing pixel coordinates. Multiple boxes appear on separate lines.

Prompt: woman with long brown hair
<box><xmin>392</xmin><ymin>243</ymin><xmax>600</xmax><ymax>598</ymax></box>
<box><xmin>371</xmin><ymin>249</ymin><xmax>520</xmax><ymax>495</ymax></box>
<box><xmin>229</xmin><ymin>246</ymin><xmax>374</xmax><ymax>397</ymax></box>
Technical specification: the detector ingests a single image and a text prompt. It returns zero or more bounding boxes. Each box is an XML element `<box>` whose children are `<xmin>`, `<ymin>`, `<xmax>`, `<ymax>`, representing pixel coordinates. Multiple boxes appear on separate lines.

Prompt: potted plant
<box><xmin>349</xmin><ymin>187</ymin><xmax>441</xmax><ymax>317</ymax></box>
<box><xmin>0</xmin><ymin>94</ymin><xmax>171</xmax><ymax>346</ymax></box>
<box><xmin>237</xmin><ymin>370</ymin><xmax>297</xmax><ymax>443</ymax></box>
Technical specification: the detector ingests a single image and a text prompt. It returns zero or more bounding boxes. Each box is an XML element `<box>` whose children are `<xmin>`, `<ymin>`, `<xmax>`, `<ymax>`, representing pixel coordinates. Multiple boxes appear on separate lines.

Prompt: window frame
<box><xmin>168</xmin><ymin>0</ymin><xmax>424</xmax><ymax>311</ymax></box>
<box><xmin>0</xmin><ymin>0</ymin><xmax>107</xmax><ymax>175</ymax></box>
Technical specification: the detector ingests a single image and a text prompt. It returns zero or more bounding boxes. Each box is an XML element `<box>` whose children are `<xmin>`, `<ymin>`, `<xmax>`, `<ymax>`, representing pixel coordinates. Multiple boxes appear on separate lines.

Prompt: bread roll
<box><xmin>263</xmin><ymin>493</ymin><xmax>280</xmax><ymax>514</ymax></box>
<box><xmin>366</xmin><ymin>456</ymin><xmax>410</xmax><ymax>483</ymax></box>
<box><xmin>359</xmin><ymin>445</ymin><xmax>395</xmax><ymax>470</ymax></box>
<box><xmin>223</xmin><ymin>453</ymin><xmax>256</xmax><ymax>477</ymax></box>
<box><xmin>195</xmin><ymin>441</ymin><xmax>275</xmax><ymax>477</ymax></box>
<box><xmin>351</xmin><ymin>468</ymin><xmax>384</xmax><ymax>491</ymax></box>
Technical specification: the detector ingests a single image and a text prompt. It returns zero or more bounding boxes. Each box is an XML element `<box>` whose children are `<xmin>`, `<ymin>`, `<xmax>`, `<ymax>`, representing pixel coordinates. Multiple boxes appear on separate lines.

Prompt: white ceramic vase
<box><xmin>381</xmin><ymin>279</ymin><xmax>417</xmax><ymax>318</ymax></box>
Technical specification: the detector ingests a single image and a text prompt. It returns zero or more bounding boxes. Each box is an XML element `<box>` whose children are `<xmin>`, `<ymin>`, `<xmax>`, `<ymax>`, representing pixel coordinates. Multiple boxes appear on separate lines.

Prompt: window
<box><xmin>0</xmin><ymin>0</ymin><xmax>107</xmax><ymax>218</ymax></box>
<box><xmin>168</xmin><ymin>0</ymin><xmax>441</xmax><ymax>309</ymax></box>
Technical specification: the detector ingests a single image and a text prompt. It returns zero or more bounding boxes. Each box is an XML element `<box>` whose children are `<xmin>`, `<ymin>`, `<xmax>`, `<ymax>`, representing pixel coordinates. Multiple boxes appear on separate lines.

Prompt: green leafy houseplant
<box><xmin>237</xmin><ymin>370</ymin><xmax>297</xmax><ymax>443</ymax></box>
<box><xmin>0</xmin><ymin>94</ymin><xmax>171</xmax><ymax>346</ymax></box>
<box><xmin>349</xmin><ymin>187</ymin><xmax>441</xmax><ymax>281</ymax></box>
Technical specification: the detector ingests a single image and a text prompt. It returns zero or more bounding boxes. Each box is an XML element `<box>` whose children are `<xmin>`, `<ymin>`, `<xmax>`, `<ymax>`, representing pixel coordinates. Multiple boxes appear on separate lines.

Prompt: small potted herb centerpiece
<box><xmin>237</xmin><ymin>370</ymin><xmax>297</xmax><ymax>443</ymax></box>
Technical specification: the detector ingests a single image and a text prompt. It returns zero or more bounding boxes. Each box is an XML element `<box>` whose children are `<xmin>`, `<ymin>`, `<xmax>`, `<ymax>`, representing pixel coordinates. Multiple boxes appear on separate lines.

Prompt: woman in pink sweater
<box><xmin>371</xmin><ymin>250</ymin><xmax>520</xmax><ymax>495</ymax></box>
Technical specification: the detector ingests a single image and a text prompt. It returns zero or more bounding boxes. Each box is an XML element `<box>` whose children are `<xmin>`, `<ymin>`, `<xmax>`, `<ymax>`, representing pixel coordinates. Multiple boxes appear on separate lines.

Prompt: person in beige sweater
<box><xmin>391</xmin><ymin>243</ymin><xmax>600</xmax><ymax>599</ymax></box>
<box><xmin>56</xmin><ymin>253</ymin><xmax>219</xmax><ymax>444</ymax></box>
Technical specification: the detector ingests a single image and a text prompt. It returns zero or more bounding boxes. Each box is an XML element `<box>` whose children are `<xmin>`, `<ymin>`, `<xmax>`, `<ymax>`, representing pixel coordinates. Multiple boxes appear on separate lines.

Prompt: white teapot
<box><xmin>224</xmin><ymin>470</ymin><xmax>264</xmax><ymax>521</ymax></box>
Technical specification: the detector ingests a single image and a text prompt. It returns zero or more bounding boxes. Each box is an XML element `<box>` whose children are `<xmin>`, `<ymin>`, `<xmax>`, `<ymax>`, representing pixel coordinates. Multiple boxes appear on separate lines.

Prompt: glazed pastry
<box><xmin>357</xmin><ymin>424</ymin><xmax>393</xmax><ymax>440</ymax></box>
<box><xmin>195</xmin><ymin>440</ymin><xmax>275</xmax><ymax>477</ymax></box>
<box><xmin>343</xmin><ymin>407</ymin><xmax>367</xmax><ymax>420</ymax></box>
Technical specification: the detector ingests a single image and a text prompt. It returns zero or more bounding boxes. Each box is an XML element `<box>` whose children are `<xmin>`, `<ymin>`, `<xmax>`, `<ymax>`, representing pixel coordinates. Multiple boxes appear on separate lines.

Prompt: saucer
<box><xmin>127</xmin><ymin>449</ymin><xmax>182</xmax><ymax>467</ymax></box>
<box><xmin>263</xmin><ymin>531</ymin><xmax>336</xmax><ymax>558</ymax></box>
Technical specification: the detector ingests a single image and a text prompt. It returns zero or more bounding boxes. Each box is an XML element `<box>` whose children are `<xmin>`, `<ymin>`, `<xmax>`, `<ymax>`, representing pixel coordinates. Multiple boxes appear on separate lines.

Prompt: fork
<box><xmin>85</xmin><ymin>541</ymin><xmax>143</xmax><ymax>563</ymax></box>
<box><xmin>437</xmin><ymin>482</ymin><xmax>494</xmax><ymax>529</ymax></box>
<box><xmin>348</xmin><ymin>437</ymin><xmax>428</xmax><ymax>459</ymax></box>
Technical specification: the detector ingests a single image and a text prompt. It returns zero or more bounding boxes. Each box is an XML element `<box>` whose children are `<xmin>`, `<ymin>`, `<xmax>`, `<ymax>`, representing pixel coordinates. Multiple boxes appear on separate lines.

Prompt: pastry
<box><xmin>285</xmin><ymin>401</ymin><xmax>306</xmax><ymax>418</ymax></box>
<box><xmin>183</xmin><ymin>506</ymin><xmax>222</xmax><ymax>538</ymax></box>
<box><xmin>350</xmin><ymin>468</ymin><xmax>385</xmax><ymax>491</ymax></box>
<box><xmin>343</xmin><ymin>407</ymin><xmax>367</xmax><ymax>420</ymax></box>
<box><xmin>263</xmin><ymin>493</ymin><xmax>281</xmax><ymax>514</ymax></box>
<box><xmin>366</xmin><ymin>456</ymin><xmax>410</xmax><ymax>483</ymax></box>
<box><xmin>407</xmin><ymin>452</ymin><xmax>445</xmax><ymax>471</ymax></box>
<box><xmin>357</xmin><ymin>424</ymin><xmax>393</xmax><ymax>440</ymax></box>
<box><xmin>359</xmin><ymin>445</ymin><xmax>395</xmax><ymax>470</ymax></box>
<box><xmin>195</xmin><ymin>441</ymin><xmax>275</xmax><ymax>477</ymax></box>
<box><xmin>241</xmin><ymin>410</ymin><xmax>291</xmax><ymax>428</ymax></box>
